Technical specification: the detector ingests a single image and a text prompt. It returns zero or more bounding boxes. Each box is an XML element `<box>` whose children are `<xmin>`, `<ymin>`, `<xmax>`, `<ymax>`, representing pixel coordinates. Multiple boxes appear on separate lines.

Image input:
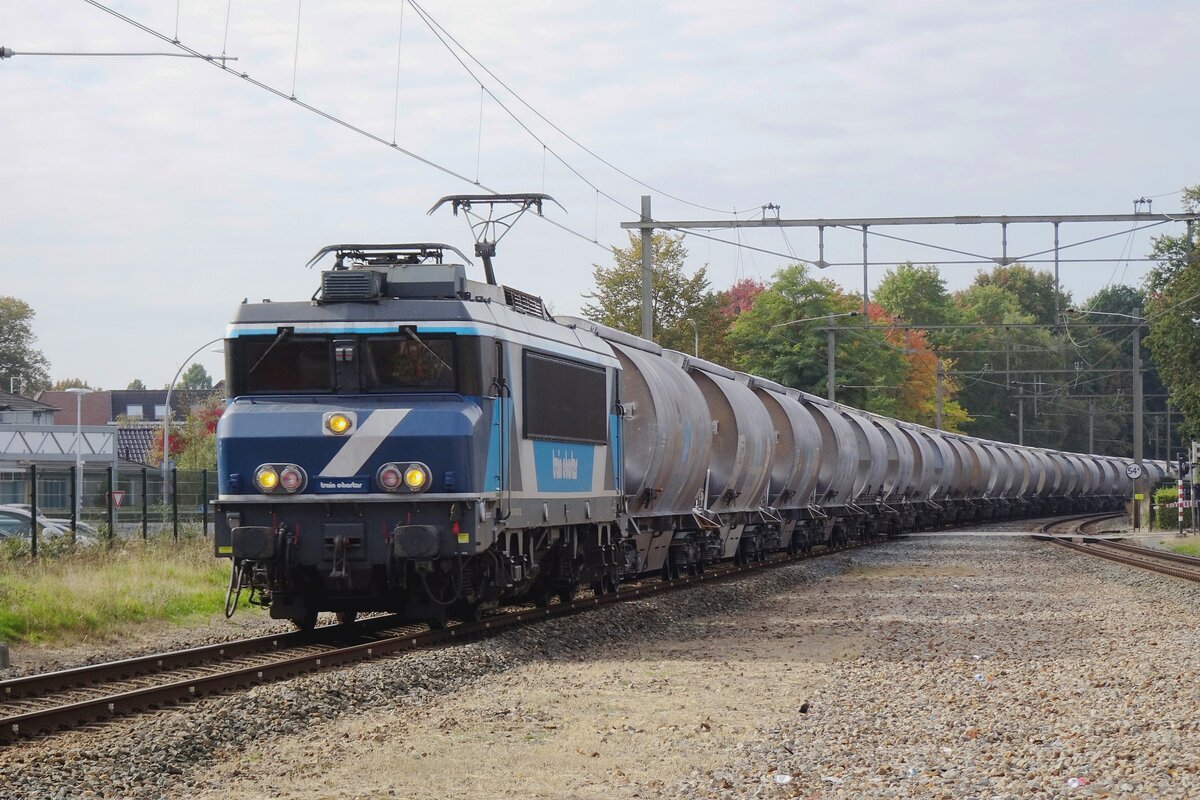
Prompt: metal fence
<box><xmin>0</xmin><ymin>465</ymin><xmax>214</xmax><ymax>556</ymax></box>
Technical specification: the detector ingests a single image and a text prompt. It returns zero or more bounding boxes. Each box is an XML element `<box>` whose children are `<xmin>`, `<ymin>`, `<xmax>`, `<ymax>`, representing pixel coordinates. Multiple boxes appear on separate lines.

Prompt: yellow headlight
<box><xmin>255</xmin><ymin>466</ymin><xmax>279</xmax><ymax>491</ymax></box>
<box><xmin>326</xmin><ymin>413</ymin><xmax>352</xmax><ymax>435</ymax></box>
<box><xmin>404</xmin><ymin>465</ymin><xmax>428</xmax><ymax>490</ymax></box>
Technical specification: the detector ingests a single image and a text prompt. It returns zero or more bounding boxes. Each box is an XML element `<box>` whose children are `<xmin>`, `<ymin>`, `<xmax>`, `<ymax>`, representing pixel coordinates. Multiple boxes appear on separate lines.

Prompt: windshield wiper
<box><xmin>402</xmin><ymin>327</ymin><xmax>453</xmax><ymax>373</ymax></box>
<box><xmin>248</xmin><ymin>328</ymin><xmax>291</xmax><ymax>375</ymax></box>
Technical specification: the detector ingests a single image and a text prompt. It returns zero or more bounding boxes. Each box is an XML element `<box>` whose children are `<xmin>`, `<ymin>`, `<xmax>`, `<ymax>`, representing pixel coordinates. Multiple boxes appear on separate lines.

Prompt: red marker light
<box><xmin>379</xmin><ymin>464</ymin><xmax>403</xmax><ymax>491</ymax></box>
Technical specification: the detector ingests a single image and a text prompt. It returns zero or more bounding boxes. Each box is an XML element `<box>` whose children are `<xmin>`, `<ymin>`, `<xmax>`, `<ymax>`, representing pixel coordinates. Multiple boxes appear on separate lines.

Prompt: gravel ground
<box><xmin>4</xmin><ymin>518</ymin><xmax>1200</xmax><ymax>798</ymax></box>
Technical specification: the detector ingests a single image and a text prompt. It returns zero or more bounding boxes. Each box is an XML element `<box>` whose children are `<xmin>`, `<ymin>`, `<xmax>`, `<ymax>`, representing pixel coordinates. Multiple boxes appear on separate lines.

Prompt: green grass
<box><xmin>0</xmin><ymin>536</ymin><xmax>233</xmax><ymax>644</ymax></box>
<box><xmin>1167</xmin><ymin>540</ymin><xmax>1200</xmax><ymax>558</ymax></box>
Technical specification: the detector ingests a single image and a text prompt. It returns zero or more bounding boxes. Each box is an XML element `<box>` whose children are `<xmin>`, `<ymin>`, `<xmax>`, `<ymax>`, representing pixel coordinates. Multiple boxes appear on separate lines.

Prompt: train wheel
<box><xmin>335</xmin><ymin>611</ymin><xmax>357</xmax><ymax>625</ymax></box>
<box><xmin>292</xmin><ymin>607</ymin><xmax>318</xmax><ymax>632</ymax></box>
<box><xmin>455</xmin><ymin>603</ymin><xmax>484</xmax><ymax>623</ymax></box>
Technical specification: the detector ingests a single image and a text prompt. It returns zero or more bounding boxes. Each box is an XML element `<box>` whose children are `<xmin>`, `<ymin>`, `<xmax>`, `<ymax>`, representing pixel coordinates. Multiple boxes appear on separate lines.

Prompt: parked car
<box><xmin>0</xmin><ymin>505</ymin><xmax>99</xmax><ymax>545</ymax></box>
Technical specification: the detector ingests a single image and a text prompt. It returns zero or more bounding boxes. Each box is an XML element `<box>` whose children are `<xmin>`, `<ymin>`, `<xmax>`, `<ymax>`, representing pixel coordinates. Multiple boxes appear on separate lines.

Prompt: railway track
<box><xmin>0</xmin><ymin>537</ymin><xmax>872</xmax><ymax>744</ymax></box>
<box><xmin>1041</xmin><ymin>514</ymin><xmax>1200</xmax><ymax>584</ymax></box>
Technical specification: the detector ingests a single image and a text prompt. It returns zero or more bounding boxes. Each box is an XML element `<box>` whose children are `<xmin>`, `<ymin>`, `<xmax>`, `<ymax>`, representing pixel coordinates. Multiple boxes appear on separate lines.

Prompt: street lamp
<box><xmin>65</xmin><ymin>387</ymin><xmax>92</xmax><ymax>525</ymax></box>
<box><xmin>771</xmin><ymin>311</ymin><xmax>860</xmax><ymax>402</ymax></box>
<box><xmin>162</xmin><ymin>337</ymin><xmax>224</xmax><ymax>506</ymax></box>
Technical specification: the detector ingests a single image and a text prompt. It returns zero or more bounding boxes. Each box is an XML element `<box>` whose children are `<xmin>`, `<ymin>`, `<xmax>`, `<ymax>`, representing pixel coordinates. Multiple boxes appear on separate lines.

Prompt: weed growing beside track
<box><xmin>1168</xmin><ymin>539</ymin><xmax>1200</xmax><ymax>557</ymax></box>
<box><xmin>0</xmin><ymin>536</ymin><xmax>231</xmax><ymax>643</ymax></box>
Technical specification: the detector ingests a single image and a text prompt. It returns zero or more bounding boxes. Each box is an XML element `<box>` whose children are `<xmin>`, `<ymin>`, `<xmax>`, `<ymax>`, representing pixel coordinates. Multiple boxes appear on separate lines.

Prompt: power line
<box><xmin>2</xmin><ymin>50</ymin><xmax>235</xmax><ymax>59</ymax></box>
<box><xmin>80</xmin><ymin>0</ymin><xmax>615</xmax><ymax>255</ymax></box>
<box><xmin>404</xmin><ymin>0</ymin><xmax>742</xmax><ymax>216</ymax></box>
<box><xmin>401</xmin><ymin>0</ymin><xmax>641</xmax><ymax>224</ymax></box>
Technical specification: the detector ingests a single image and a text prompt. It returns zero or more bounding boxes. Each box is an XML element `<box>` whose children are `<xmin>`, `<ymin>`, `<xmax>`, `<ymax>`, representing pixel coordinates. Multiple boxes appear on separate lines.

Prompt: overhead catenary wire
<box><xmin>391</xmin><ymin>0</ymin><xmax>405</xmax><ymax>145</ymax></box>
<box><xmin>4</xmin><ymin>50</ymin><xmax>236</xmax><ymax>59</ymax></box>
<box><xmin>62</xmin><ymin>2</ymin><xmax>1197</xmax><ymax>288</ymax></box>
<box><xmin>221</xmin><ymin>0</ymin><xmax>233</xmax><ymax>61</ymax></box>
<box><xmin>404</xmin><ymin>0</ymin><xmax>745</xmax><ymax>217</ymax></box>
<box><xmin>80</xmin><ymin>0</ymin><xmax>616</xmax><ymax>256</ymax></box>
<box><xmin>289</xmin><ymin>0</ymin><xmax>302</xmax><ymax>99</ymax></box>
<box><xmin>401</xmin><ymin>0</ymin><xmax>642</xmax><ymax>221</ymax></box>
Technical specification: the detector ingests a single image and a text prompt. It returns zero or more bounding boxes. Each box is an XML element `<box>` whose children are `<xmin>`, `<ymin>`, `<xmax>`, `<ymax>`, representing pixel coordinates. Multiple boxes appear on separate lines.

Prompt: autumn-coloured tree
<box><xmin>718</xmin><ymin>278</ymin><xmax>765</xmax><ymax>321</ymax></box>
<box><xmin>869</xmin><ymin>305</ymin><xmax>969</xmax><ymax>431</ymax></box>
<box><xmin>148</xmin><ymin>396</ymin><xmax>224</xmax><ymax>470</ymax></box>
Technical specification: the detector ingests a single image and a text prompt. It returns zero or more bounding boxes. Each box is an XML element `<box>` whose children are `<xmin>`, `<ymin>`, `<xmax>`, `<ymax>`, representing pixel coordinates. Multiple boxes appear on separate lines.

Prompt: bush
<box><xmin>1154</xmin><ymin>486</ymin><xmax>1194</xmax><ymax>531</ymax></box>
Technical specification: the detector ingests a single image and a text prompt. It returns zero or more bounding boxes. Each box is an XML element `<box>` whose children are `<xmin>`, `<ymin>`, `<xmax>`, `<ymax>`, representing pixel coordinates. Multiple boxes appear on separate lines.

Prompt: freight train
<box><xmin>213</xmin><ymin>237</ymin><xmax>1159</xmax><ymax>629</ymax></box>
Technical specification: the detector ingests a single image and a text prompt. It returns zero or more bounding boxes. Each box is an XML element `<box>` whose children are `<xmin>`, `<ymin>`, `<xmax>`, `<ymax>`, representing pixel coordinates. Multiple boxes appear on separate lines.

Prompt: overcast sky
<box><xmin>3</xmin><ymin>0</ymin><xmax>1197</xmax><ymax>390</ymax></box>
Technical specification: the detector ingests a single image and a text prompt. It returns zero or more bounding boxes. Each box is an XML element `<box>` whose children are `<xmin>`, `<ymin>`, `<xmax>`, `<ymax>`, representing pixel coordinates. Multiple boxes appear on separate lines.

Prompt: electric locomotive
<box><xmin>214</xmin><ymin>241</ymin><xmax>625</xmax><ymax>628</ymax></box>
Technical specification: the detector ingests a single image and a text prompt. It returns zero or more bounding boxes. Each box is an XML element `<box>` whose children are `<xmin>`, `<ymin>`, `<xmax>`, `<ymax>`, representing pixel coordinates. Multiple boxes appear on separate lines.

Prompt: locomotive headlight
<box><xmin>403</xmin><ymin>463</ymin><xmax>431</xmax><ymax>492</ymax></box>
<box><xmin>255</xmin><ymin>466</ymin><xmax>279</xmax><ymax>492</ymax></box>
<box><xmin>324</xmin><ymin>412</ymin><xmax>354</xmax><ymax>436</ymax></box>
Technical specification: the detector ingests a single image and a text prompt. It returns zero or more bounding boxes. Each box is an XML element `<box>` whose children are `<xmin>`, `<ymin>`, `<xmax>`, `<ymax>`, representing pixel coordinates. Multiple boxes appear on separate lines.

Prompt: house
<box><xmin>0</xmin><ymin>391</ymin><xmax>59</xmax><ymax>425</ymax></box>
<box><xmin>36</xmin><ymin>388</ymin><xmax>223</xmax><ymax>426</ymax></box>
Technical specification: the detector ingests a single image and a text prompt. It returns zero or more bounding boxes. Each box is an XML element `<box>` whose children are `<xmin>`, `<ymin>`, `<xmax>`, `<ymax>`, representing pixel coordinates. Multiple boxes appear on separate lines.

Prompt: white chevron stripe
<box><xmin>319</xmin><ymin>409</ymin><xmax>411</xmax><ymax>477</ymax></box>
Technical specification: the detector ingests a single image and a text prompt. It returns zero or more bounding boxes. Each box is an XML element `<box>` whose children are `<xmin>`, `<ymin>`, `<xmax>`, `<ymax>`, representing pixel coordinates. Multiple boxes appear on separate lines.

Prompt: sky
<box><xmin>2</xmin><ymin>0</ymin><xmax>1197</xmax><ymax>390</ymax></box>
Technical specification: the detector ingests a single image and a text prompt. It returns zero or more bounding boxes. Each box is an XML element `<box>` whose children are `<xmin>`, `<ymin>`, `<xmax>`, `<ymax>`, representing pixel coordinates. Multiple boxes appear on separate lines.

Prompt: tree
<box><xmin>177</xmin><ymin>363</ymin><xmax>213</xmax><ymax>390</ymax></box>
<box><xmin>1144</xmin><ymin>185</ymin><xmax>1200</xmax><ymax>439</ymax></box>
<box><xmin>50</xmin><ymin>378</ymin><xmax>92</xmax><ymax>390</ymax></box>
<box><xmin>583</xmin><ymin>232</ymin><xmax>732</xmax><ymax>363</ymax></box>
<box><xmin>126</xmin><ymin>378</ymin><xmax>146</xmax><ymax>390</ymax></box>
<box><xmin>881</xmin><ymin>318</ymin><xmax>969</xmax><ymax>431</ymax></box>
<box><xmin>726</xmin><ymin>264</ymin><xmax>908</xmax><ymax>415</ymax></box>
<box><xmin>874</xmin><ymin>264</ymin><xmax>958</xmax><ymax>328</ymax></box>
<box><xmin>148</xmin><ymin>396</ymin><xmax>224</xmax><ymax>470</ymax></box>
<box><xmin>718</xmin><ymin>278</ymin><xmax>765</xmax><ymax>320</ymax></box>
<box><xmin>971</xmin><ymin>264</ymin><xmax>1071</xmax><ymax>324</ymax></box>
<box><xmin>0</xmin><ymin>297</ymin><xmax>50</xmax><ymax>394</ymax></box>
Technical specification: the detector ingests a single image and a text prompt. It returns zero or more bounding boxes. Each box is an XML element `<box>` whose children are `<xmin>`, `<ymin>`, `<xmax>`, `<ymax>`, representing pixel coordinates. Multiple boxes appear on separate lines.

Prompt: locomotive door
<box><xmin>494</xmin><ymin>340</ymin><xmax>512</xmax><ymax>520</ymax></box>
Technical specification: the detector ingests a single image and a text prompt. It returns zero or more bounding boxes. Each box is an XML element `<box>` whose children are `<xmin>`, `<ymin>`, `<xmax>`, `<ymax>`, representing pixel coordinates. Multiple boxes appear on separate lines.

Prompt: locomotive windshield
<box><xmin>227</xmin><ymin>332</ymin><xmax>457</xmax><ymax>395</ymax></box>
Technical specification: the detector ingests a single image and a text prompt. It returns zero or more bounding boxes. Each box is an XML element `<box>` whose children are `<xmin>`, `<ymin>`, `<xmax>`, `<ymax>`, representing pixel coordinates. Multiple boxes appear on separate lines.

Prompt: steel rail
<box><xmin>0</xmin><ymin>614</ymin><xmax>407</xmax><ymax>701</ymax></box>
<box><xmin>1090</xmin><ymin>539</ymin><xmax>1200</xmax><ymax>568</ymax></box>
<box><xmin>0</xmin><ymin>540</ymin><xmax>870</xmax><ymax>743</ymax></box>
<box><xmin>1042</xmin><ymin>515</ymin><xmax>1200</xmax><ymax>584</ymax></box>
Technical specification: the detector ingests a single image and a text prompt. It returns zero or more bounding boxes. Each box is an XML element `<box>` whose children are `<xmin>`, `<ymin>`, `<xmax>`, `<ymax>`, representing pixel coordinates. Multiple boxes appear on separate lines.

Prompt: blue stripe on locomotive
<box><xmin>216</xmin><ymin>396</ymin><xmax>492</xmax><ymax>495</ymax></box>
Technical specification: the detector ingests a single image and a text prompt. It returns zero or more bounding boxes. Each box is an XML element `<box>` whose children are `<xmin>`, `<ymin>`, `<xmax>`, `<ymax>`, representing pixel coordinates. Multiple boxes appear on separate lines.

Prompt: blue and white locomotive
<box><xmin>214</xmin><ymin>199</ymin><xmax>1138</xmax><ymax>629</ymax></box>
<box><xmin>215</xmin><ymin>241</ymin><xmax>626</xmax><ymax>628</ymax></box>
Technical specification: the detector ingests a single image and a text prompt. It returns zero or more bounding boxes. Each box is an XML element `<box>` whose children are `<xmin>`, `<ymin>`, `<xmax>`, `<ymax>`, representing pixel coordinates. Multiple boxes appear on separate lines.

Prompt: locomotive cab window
<box><xmin>523</xmin><ymin>351</ymin><xmax>607</xmax><ymax>443</ymax></box>
<box><xmin>228</xmin><ymin>332</ymin><xmax>464</xmax><ymax>396</ymax></box>
<box><xmin>361</xmin><ymin>335</ymin><xmax>455</xmax><ymax>392</ymax></box>
<box><xmin>229</xmin><ymin>334</ymin><xmax>334</xmax><ymax>395</ymax></box>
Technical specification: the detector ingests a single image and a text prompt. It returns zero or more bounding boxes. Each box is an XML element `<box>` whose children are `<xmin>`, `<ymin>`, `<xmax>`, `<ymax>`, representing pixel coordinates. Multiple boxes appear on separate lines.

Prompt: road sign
<box><xmin>1126</xmin><ymin>463</ymin><xmax>1144</xmax><ymax>480</ymax></box>
<box><xmin>109</xmin><ymin>490</ymin><xmax>126</xmax><ymax>508</ymax></box>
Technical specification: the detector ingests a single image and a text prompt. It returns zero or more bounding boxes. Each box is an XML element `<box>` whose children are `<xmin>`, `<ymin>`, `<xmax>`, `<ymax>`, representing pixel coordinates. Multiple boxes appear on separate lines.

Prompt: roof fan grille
<box><xmin>321</xmin><ymin>270</ymin><xmax>384</xmax><ymax>302</ymax></box>
<box><xmin>504</xmin><ymin>286</ymin><xmax>548</xmax><ymax>318</ymax></box>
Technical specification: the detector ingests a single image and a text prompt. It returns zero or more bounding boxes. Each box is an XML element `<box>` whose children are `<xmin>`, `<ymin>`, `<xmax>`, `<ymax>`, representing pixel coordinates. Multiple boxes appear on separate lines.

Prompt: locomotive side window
<box><xmin>362</xmin><ymin>335</ymin><xmax>456</xmax><ymax>392</ymax></box>
<box><xmin>523</xmin><ymin>351</ymin><xmax>607</xmax><ymax>443</ymax></box>
<box><xmin>231</xmin><ymin>335</ymin><xmax>333</xmax><ymax>395</ymax></box>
